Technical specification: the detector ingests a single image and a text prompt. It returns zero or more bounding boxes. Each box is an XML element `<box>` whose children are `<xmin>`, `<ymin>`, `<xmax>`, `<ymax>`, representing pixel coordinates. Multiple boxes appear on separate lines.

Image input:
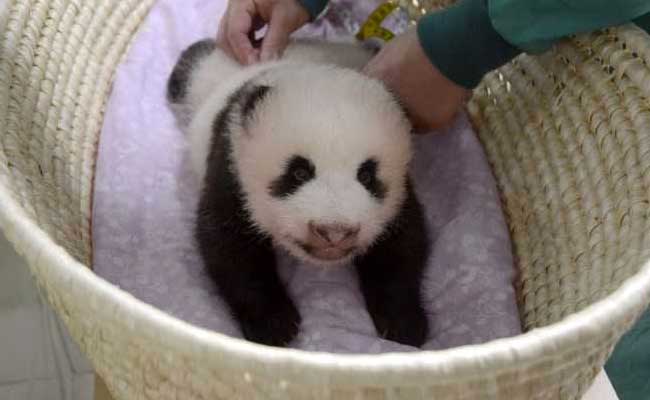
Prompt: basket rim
<box><xmin>2</xmin><ymin>183</ymin><xmax>649</xmax><ymax>384</ymax></box>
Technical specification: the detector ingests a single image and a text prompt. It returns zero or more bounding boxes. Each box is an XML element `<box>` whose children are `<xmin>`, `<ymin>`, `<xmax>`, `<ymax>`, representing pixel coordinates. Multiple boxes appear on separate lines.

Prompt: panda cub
<box><xmin>167</xmin><ymin>38</ymin><xmax>430</xmax><ymax>347</ymax></box>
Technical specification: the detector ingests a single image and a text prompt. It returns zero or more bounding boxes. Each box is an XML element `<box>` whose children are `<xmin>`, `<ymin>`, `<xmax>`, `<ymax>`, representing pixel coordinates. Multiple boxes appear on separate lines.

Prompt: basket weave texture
<box><xmin>1</xmin><ymin>0</ymin><xmax>650</xmax><ymax>399</ymax></box>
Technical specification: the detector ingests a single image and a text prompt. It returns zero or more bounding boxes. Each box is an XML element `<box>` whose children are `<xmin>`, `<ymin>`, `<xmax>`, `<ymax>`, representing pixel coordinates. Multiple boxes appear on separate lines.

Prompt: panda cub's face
<box><xmin>231</xmin><ymin>66</ymin><xmax>412</xmax><ymax>266</ymax></box>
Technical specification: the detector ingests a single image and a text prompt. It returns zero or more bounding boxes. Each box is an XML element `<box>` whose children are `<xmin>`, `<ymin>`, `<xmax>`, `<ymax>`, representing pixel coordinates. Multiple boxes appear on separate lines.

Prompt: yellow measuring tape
<box><xmin>355</xmin><ymin>1</ymin><xmax>400</xmax><ymax>42</ymax></box>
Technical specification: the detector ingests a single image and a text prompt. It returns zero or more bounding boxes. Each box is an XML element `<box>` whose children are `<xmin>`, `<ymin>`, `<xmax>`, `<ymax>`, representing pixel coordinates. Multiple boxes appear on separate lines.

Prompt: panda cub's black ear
<box><xmin>238</xmin><ymin>84</ymin><xmax>273</xmax><ymax>130</ymax></box>
<box><xmin>167</xmin><ymin>39</ymin><xmax>216</xmax><ymax>104</ymax></box>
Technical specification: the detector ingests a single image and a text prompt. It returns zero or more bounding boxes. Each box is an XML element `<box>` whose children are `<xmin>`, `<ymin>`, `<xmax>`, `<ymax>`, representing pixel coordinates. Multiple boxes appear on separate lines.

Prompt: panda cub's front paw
<box><xmin>238</xmin><ymin>299</ymin><xmax>302</xmax><ymax>347</ymax></box>
<box><xmin>372</xmin><ymin>305</ymin><xmax>429</xmax><ymax>348</ymax></box>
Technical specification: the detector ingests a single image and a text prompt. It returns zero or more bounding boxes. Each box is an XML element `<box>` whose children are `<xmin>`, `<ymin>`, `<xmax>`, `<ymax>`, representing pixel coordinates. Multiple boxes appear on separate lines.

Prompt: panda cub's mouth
<box><xmin>294</xmin><ymin>240</ymin><xmax>358</xmax><ymax>263</ymax></box>
<box><xmin>282</xmin><ymin>221</ymin><xmax>362</xmax><ymax>264</ymax></box>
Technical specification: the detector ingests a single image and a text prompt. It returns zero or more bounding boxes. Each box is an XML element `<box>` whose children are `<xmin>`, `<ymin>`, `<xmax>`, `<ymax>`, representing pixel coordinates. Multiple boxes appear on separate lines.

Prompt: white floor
<box><xmin>0</xmin><ymin>235</ymin><xmax>94</xmax><ymax>400</ymax></box>
<box><xmin>0</xmin><ymin>232</ymin><xmax>617</xmax><ymax>400</ymax></box>
<box><xmin>584</xmin><ymin>371</ymin><xmax>619</xmax><ymax>400</ymax></box>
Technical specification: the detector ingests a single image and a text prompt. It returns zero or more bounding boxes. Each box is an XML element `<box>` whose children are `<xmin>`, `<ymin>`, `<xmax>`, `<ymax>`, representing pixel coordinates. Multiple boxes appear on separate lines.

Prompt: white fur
<box><xmin>185</xmin><ymin>40</ymin><xmax>412</xmax><ymax>265</ymax></box>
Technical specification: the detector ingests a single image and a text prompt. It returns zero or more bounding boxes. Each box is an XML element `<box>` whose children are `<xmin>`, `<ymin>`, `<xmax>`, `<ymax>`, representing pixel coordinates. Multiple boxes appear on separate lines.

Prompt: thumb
<box><xmin>259</xmin><ymin>10</ymin><xmax>293</xmax><ymax>62</ymax></box>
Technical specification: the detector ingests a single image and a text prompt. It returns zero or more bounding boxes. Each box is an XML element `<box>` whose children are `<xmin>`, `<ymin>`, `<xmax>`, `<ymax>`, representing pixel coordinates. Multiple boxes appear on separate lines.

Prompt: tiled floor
<box><xmin>0</xmin><ymin>232</ymin><xmax>617</xmax><ymax>400</ymax></box>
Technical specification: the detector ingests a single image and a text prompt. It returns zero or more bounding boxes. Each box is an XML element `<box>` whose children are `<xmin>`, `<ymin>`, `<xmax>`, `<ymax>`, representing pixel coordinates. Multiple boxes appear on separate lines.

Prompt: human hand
<box><xmin>363</xmin><ymin>28</ymin><xmax>471</xmax><ymax>133</ymax></box>
<box><xmin>217</xmin><ymin>0</ymin><xmax>310</xmax><ymax>65</ymax></box>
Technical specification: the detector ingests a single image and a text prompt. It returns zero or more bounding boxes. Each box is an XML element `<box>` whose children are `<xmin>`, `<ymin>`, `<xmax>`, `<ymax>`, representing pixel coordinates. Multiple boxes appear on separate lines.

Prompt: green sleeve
<box><xmin>297</xmin><ymin>0</ymin><xmax>329</xmax><ymax>20</ymax></box>
<box><xmin>634</xmin><ymin>12</ymin><xmax>650</xmax><ymax>34</ymax></box>
<box><xmin>490</xmin><ymin>0</ymin><xmax>650</xmax><ymax>53</ymax></box>
<box><xmin>417</xmin><ymin>0</ymin><xmax>520</xmax><ymax>89</ymax></box>
<box><xmin>417</xmin><ymin>0</ymin><xmax>650</xmax><ymax>89</ymax></box>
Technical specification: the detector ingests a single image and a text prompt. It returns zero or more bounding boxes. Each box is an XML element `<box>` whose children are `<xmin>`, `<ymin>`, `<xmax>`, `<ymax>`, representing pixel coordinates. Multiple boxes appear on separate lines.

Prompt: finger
<box><xmin>260</xmin><ymin>10</ymin><xmax>293</xmax><ymax>62</ymax></box>
<box><xmin>227</xmin><ymin>3</ymin><xmax>257</xmax><ymax>64</ymax></box>
<box><xmin>248</xmin><ymin>14</ymin><xmax>265</xmax><ymax>49</ymax></box>
<box><xmin>250</xmin><ymin>48</ymin><xmax>261</xmax><ymax>64</ymax></box>
<box><xmin>216</xmin><ymin>15</ymin><xmax>229</xmax><ymax>49</ymax></box>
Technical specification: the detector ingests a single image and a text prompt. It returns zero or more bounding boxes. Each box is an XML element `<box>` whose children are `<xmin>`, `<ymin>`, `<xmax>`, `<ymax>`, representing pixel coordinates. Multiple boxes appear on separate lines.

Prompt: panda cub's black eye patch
<box><xmin>357</xmin><ymin>158</ymin><xmax>386</xmax><ymax>200</ymax></box>
<box><xmin>269</xmin><ymin>156</ymin><xmax>316</xmax><ymax>198</ymax></box>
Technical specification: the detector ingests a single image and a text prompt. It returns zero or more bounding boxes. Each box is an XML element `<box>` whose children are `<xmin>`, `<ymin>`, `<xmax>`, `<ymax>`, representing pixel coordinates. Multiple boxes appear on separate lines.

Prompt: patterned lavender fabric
<box><xmin>93</xmin><ymin>0</ymin><xmax>521</xmax><ymax>353</ymax></box>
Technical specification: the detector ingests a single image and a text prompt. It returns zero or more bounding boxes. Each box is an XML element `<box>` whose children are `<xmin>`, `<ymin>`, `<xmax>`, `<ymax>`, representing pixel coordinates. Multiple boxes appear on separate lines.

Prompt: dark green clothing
<box><xmin>299</xmin><ymin>0</ymin><xmax>650</xmax><ymax>88</ymax></box>
<box><xmin>605</xmin><ymin>307</ymin><xmax>650</xmax><ymax>400</ymax></box>
<box><xmin>418</xmin><ymin>0</ymin><xmax>650</xmax><ymax>88</ymax></box>
<box><xmin>489</xmin><ymin>0</ymin><xmax>650</xmax><ymax>53</ymax></box>
<box><xmin>416</xmin><ymin>0</ymin><xmax>519</xmax><ymax>89</ymax></box>
<box><xmin>299</xmin><ymin>0</ymin><xmax>329</xmax><ymax>21</ymax></box>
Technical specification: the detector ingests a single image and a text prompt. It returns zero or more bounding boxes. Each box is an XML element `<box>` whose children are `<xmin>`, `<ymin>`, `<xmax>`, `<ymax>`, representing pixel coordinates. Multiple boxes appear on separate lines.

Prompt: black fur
<box><xmin>195</xmin><ymin>82</ymin><xmax>301</xmax><ymax>347</ymax></box>
<box><xmin>357</xmin><ymin>158</ymin><xmax>386</xmax><ymax>200</ymax></box>
<box><xmin>269</xmin><ymin>155</ymin><xmax>316</xmax><ymax>198</ymax></box>
<box><xmin>355</xmin><ymin>181</ymin><xmax>430</xmax><ymax>347</ymax></box>
<box><xmin>241</xmin><ymin>85</ymin><xmax>272</xmax><ymax>124</ymax></box>
<box><xmin>167</xmin><ymin>39</ymin><xmax>216</xmax><ymax>104</ymax></box>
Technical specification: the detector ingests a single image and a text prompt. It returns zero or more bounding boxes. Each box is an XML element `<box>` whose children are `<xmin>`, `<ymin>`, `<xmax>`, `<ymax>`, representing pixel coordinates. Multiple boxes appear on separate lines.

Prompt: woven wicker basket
<box><xmin>2</xmin><ymin>0</ymin><xmax>650</xmax><ymax>399</ymax></box>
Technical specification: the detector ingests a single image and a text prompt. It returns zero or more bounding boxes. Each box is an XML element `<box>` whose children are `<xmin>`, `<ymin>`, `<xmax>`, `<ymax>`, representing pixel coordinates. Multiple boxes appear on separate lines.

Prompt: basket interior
<box><xmin>468</xmin><ymin>26</ymin><xmax>650</xmax><ymax>330</ymax></box>
<box><xmin>1</xmin><ymin>1</ymin><xmax>650</xmax><ymax>337</ymax></box>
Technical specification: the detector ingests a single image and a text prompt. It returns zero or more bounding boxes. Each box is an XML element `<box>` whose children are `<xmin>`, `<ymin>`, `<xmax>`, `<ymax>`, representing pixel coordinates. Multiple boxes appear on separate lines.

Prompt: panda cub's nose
<box><xmin>309</xmin><ymin>222</ymin><xmax>360</xmax><ymax>247</ymax></box>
